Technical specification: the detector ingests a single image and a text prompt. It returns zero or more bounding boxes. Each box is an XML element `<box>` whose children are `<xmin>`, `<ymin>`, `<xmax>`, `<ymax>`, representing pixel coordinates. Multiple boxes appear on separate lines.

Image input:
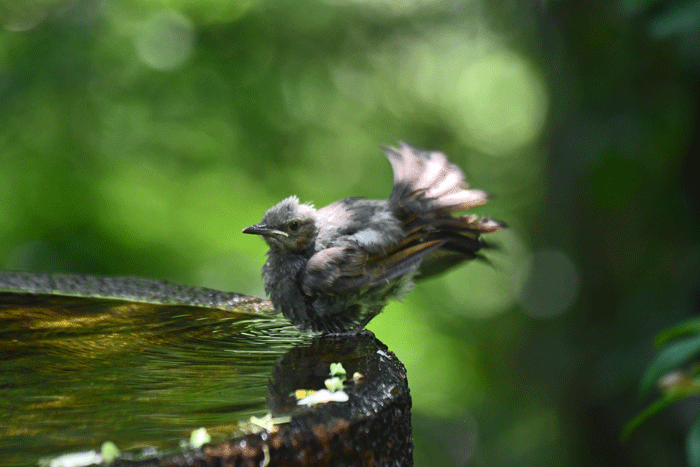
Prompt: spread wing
<box><xmin>301</xmin><ymin>234</ymin><xmax>444</xmax><ymax>296</ymax></box>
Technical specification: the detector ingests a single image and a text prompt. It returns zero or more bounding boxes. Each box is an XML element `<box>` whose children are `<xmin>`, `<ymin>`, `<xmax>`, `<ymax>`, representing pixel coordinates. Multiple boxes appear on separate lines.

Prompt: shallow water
<box><xmin>0</xmin><ymin>292</ymin><xmax>308</xmax><ymax>466</ymax></box>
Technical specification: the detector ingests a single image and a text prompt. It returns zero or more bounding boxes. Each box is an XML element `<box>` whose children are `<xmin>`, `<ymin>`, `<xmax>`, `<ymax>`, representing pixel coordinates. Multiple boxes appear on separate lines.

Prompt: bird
<box><xmin>242</xmin><ymin>142</ymin><xmax>503</xmax><ymax>333</ymax></box>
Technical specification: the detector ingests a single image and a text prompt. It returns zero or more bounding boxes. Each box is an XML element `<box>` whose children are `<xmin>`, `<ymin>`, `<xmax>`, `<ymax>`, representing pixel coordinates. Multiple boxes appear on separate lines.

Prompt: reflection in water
<box><xmin>203</xmin><ymin>332</ymin><xmax>414</xmax><ymax>467</ymax></box>
<box><xmin>0</xmin><ymin>292</ymin><xmax>309</xmax><ymax>466</ymax></box>
<box><xmin>268</xmin><ymin>334</ymin><xmax>384</xmax><ymax>416</ymax></box>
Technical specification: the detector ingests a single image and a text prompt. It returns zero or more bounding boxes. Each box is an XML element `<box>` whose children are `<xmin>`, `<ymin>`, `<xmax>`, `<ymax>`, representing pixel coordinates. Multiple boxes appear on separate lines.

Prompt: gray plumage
<box><xmin>243</xmin><ymin>142</ymin><xmax>503</xmax><ymax>333</ymax></box>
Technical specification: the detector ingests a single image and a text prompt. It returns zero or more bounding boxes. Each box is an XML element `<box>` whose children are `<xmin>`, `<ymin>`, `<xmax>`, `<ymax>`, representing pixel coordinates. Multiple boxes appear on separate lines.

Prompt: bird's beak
<box><xmin>242</xmin><ymin>223</ymin><xmax>289</xmax><ymax>237</ymax></box>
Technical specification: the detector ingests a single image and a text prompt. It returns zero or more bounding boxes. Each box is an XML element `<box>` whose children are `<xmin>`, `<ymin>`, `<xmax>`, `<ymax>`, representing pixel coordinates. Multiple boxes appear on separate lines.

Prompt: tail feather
<box><xmin>421</xmin><ymin>166</ymin><xmax>462</xmax><ymax>199</ymax></box>
<box><xmin>381</xmin><ymin>142</ymin><xmax>504</xmax><ymax>273</ymax></box>
<box><xmin>434</xmin><ymin>190</ymin><xmax>490</xmax><ymax>212</ymax></box>
<box><xmin>385</xmin><ymin>142</ymin><xmax>472</xmax><ymax>211</ymax></box>
<box><xmin>430</xmin><ymin>215</ymin><xmax>503</xmax><ymax>234</ymax></box>
<box><xmin>383</xmin><ymin>142</ymin><xmax>492</xmax><ymax>217</ymax></box>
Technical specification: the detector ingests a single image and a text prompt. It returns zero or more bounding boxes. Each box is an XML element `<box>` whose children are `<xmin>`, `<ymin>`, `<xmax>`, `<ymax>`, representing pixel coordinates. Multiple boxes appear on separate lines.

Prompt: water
<box><xmin>0</xmin><ymin>290</ymin><xmax>309</xmax><ymax>466</ymax></box>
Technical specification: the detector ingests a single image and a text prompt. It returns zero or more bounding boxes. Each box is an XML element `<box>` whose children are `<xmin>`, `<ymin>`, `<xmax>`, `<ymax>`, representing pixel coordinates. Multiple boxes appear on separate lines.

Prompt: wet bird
<box><xmin>243</xmin><ymin>142</ymin><xmax>503</xmax><ymax>333</ymax></box>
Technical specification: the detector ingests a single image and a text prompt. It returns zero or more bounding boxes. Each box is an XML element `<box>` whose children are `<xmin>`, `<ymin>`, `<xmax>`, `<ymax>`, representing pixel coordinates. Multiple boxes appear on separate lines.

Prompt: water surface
<box><xmin>0</xmin><ymin>289</ymin><xmax>308</xmax><ymax>466</ymax></box>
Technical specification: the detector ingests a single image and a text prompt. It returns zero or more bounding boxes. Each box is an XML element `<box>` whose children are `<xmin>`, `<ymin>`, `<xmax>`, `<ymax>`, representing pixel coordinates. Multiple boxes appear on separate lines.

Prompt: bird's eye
<box><xmin>287</xmin><ymin>220</ymin><xmax>301</xmax><ymax>232</ymax></box>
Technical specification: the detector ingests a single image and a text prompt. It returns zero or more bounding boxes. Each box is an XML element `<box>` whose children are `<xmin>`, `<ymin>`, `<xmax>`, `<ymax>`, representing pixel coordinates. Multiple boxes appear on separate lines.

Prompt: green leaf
<box><xmin>622</xmin><ymin>393</ymin><xmax>682</xmax><ymax>442</ymax></box>
<box><xmin>189</xmin><ymin>427</ymin><xmax>211</xmax><ymax>449</ymax></box>
<box><xmin>100</xmin><ymin>441</ymin><xmax>120</xmax><ymax>465</ymax></box>
<box><xmin>655</xmin><ymin>318</ymin><xmax>700</xmax><ymax>348</ymax></box>
<box><xmin>329</xmin><ymin>363</ymin><xmax>347</xmax><ymax>377</ymax></box>
<box><xmin>688</xmin><ymin>415</ymin><xmax>700</xmax><ymax>467</ymax></box>
<box><xmin>324</xmin><ymin>377</ymin><xmax>344</xmax><ymax>392</ymax></box>
<box><xmin>640</xmin><ymin>335</ymin><xmax>700</xmax><ymax>397</ymax></box>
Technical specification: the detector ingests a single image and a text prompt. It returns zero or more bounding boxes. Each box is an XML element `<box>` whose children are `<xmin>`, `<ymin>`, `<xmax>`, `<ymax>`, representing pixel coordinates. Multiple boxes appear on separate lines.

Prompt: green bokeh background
<box><xmin>2</xmin><ymin>0</ymin><xmax>699</xmax><ymax>465</ymax></box>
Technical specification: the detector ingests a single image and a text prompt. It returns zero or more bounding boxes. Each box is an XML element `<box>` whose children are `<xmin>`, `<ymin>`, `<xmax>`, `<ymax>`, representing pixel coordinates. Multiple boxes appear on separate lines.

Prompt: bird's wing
<box><xmin>301</xmin><ymin>234</ymin><xmax>444</xmax><ymax>296</ymax></box>
<box><xmin>303</xmin><ymin>143</ymin><xmax>505</xmax><ymax>296</ymax></box>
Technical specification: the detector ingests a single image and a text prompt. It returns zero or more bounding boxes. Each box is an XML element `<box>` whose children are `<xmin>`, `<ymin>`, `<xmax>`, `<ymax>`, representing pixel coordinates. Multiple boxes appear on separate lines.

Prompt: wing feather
<box><xmin>302</xmin><ymin>239</ymin><xmax>443</xmax><ymax>296</ymax></box>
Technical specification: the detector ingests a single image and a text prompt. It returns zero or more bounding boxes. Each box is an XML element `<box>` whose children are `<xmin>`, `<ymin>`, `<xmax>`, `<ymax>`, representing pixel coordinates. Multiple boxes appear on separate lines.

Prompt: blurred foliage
<box><xmin>1</xmin><ymin>0</ymin><xmax>699</xmax><ymax>466</ymax></box>
<box><xmin>624</xmin><ymin>319</ymin><xmax>700</xmax><ymax>466</ymax></box>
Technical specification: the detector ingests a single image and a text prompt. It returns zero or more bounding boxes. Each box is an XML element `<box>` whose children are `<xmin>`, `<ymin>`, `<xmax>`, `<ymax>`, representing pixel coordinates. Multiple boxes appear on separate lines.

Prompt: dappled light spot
<box><xmin>514</xmin><ymin>249</ymin><xmax>580</xmax><ymax>319</ymax></box>
<box><xmin>457</xmin><ymin>51</ymin><xmax>548</xmax><ymax>155</ymax></box>
<box><xmin>135</xmin><ymin>10</ymin><xmax>195</xmax><ymax>71</ymax></box>
<box><xmin>393</xmin><ymin>29</ymin><xmax>548</xmax><ymax>155</ymax></box>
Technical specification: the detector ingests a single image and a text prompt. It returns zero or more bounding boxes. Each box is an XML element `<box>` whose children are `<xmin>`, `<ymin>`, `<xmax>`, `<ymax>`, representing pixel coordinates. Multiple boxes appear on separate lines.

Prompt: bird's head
<box><xmin>243</xmin><ymin>196</ymin><xmax>317</xmax><ymax>252</ymax></box>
